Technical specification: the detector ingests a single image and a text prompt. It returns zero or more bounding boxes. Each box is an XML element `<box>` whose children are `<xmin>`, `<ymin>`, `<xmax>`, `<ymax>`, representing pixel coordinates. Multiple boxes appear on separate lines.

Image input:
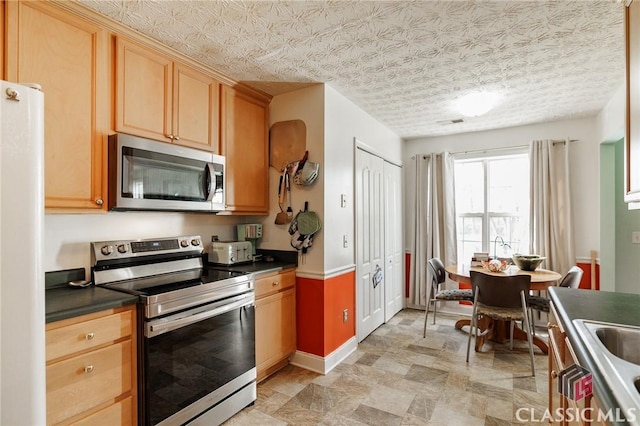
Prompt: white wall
<box><xmin>44</xmin><ymin>213</ymin><xmax>245</xmax><ymax>276</ymax></box>
<box><xmin>596</xmin><ymin>83</ymin><xmax>625</xmax><ymax>144</ymax></box>
<box><xmin>263</xmin><ymin>84</ymin><xmax>325</xmax><ymax>275</ymax></box>
<box><xmin>404</xmin><ymin>117</ymin><xmax>601</xmax><ymax>263</ymax></box>
<box><xmin>323</xmin><ymin>85</ymin><xmax>402</xmax><ymax>274</ymax></box>
<box><xmin>265</xmin><ymin>84</ymin><xmax>403</xmax><ymax>277</ymax></box>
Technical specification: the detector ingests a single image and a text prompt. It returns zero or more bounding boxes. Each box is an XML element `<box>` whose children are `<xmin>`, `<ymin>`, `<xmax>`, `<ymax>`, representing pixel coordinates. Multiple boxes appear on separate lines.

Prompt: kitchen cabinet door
<box><xmin>5</xmin><ymin>0</ymin><xmax>109</xmax><ymax>211</ymax></box>
<box><xmin>46</xmin><ymin>306</ymin><xmax>137</xmax><ymax>425</ymax></box>
<box><xmin>548</xmin><ymin>304</ymin><xmax>604</xmax><ymax>426</ymax></box>
<box><xmin>220</xmin><ymin>85</ymin><xmax>270</xmax><ymax>214</ymax></box>
<box><xmin>255</xmin><ymin>287</ymin><xmax>296</xmax><ymax>381</ymax></box>
<box><xmin>116</xmin><ymin>38</ymin><xmax>221</xmax><ymax>152</ymax></box>
<box><xmin>255</xmin><ymin>270</ymin><xmax>296</xmax><ymax>382</ymax></box>
<box><xmin>626</xmin><ymin>0</ymin><xmax>640</xmax><ymax>206</ymax></box>
<box><xmin>173</xmin><ymin>62</ymin><xmax>220</xmax><ymax>152</ymax></box>
<box><xmin>116</xmin><ymin>37</ymin><xmax>173</xmax><ymax>143</ymax></box>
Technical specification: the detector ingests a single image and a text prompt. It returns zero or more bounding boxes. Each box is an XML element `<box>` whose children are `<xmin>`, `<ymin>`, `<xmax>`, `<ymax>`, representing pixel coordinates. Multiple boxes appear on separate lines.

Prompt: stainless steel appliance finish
<box><xmin>209</xmin><ymin>241</ymin><xmax>253</xmax><ymax>265</ymax></box>
<box><xmin>92</xmin><ymin>236</ymin><xmax>256</xmax><ymax>426</ymax></box>
<box><xmin>108</xmin><ymin>133</ymin><xmax>225</xmax><ymax>212</ymax></box>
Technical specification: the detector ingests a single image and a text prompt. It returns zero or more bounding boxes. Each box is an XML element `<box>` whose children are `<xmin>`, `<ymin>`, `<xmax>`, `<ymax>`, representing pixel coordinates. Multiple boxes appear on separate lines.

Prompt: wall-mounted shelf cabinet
<box><xmin>115</xmin><ymin>37</ymin><xmax>220</xmax><ymax>153</ymax></box>
<box><xmin>5</xmin><ymin>0</ymin><xmax>109</xmax><ymax>212</ymax></box>
<box><xmin>220</xmin><ymin>85</ymin><xmax>270</xmax><ymax>214</ymax></box>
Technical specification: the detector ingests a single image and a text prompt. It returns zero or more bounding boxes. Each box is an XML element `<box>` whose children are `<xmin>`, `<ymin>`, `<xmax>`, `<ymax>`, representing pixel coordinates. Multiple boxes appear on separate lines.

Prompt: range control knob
<box><xmin>191</xmin><ymin>239</ymin><xmax>200</xmax><ymax>246</ymax></box>
<box><xmin>117</xmin><ymin>244</ymin><xmax>128</xmax><ymax>254</ymax></box>
<box><xmin>100</xmin><ymin>245</ymin><xmax>113</xmax><ymax>256</ymax></box>
<box><xmin>180</xmin><ymin>240</ymin><xmax>189</xmax><ymax>248</ymax></box>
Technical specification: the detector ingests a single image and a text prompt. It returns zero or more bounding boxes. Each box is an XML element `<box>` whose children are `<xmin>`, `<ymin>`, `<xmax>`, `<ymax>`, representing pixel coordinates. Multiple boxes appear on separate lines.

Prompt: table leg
<box><xmin>455</xmin><ymin>317</ymin><xmax>548</xmax><ymax>354</ymax></box>
<box><xmin>455</xmin><ymin>317</ymin><xmax>493</xmax><ymax>351</ymax></box>
<box><xmin>511</xmin><ymin>323</ymin><xmax>548</xmax><ymax>354</ymax></box>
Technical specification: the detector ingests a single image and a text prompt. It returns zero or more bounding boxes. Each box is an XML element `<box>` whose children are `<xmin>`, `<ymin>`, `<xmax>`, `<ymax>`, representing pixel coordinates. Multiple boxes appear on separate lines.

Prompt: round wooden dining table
<box><xmin>445</xmin><ymin>264</ymin><xmax>562</xmax><ymax>354</ymax></box>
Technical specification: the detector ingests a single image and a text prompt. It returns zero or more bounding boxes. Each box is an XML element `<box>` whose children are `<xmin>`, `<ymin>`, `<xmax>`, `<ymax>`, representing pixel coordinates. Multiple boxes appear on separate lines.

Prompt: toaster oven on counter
<box><xmin>208</xmin><ymin>241</ymin><xmax>253</xmax><ymax>265</ymax></box>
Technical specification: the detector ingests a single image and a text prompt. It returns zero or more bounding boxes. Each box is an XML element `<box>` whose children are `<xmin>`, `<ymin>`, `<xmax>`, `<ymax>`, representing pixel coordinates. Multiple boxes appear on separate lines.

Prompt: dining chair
<box><xmin>423</xmin><ymin>257</ymin><xmax>473</xmax><ymax>337</ymax></box>
<box><xmin>528</xmin><ymin>266</ymin><xmax>584</xmax><ymax>314</ymax></box>
<box><xmin>465</xmin><ymin>271</ymin><xmax>535</xmax><ymax>376</ymax></box>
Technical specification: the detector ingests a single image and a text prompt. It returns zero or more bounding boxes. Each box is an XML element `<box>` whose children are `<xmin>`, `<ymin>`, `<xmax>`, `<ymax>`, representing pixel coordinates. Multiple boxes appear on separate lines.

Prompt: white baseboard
<box><xmin>289</xmin><ymin>336</ymin><xmax>358</xmax><ymax>375</ymax></box>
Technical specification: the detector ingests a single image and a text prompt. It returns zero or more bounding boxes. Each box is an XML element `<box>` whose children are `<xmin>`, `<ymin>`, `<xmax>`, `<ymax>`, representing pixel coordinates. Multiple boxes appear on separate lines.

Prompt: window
<box><xmin>454</xmin><ymin>153</ymin><xmax>530</xmax><ymax>263</ymax></box>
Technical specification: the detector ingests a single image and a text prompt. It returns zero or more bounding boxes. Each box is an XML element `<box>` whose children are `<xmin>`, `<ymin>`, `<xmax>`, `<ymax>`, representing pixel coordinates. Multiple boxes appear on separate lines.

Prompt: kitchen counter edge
<box><xmin>549</xmin><ymin>287</ymin><xmax>640</xmax><ymax>424</ymax></box>
<box><xmin>46</xmin><ymin>285</ymin><xmax>139</xmax><ymax>324</ymax></box>
<box><xmin>46</xmin><ymin>262</ymin><xmax>297</xmax><ymax>323</ymax></box>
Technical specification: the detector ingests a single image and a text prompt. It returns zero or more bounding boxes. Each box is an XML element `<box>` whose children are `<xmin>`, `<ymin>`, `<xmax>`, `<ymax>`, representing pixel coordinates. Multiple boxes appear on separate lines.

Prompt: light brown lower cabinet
<box><xmin>255</xmin><ymin>269</ymin><xmax>296</xmax><ymax>382</ymax></box>
<box><xmin>45</xmin><ymin>305</ymin><xmax>137</xmax><ymax>425</ymax></box>
<box><xmin>548</xmin><ymin>303</ymin><xmax>604</xmax><ymax>426</ymax></box>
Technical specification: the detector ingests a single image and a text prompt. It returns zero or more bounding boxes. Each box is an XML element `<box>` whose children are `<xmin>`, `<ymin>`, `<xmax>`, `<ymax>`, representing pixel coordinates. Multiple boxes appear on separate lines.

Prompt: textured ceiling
<box><xmin>79</xmin><ymin>0</ymin><xmax>626</xmax><ymax>139</ymax></box>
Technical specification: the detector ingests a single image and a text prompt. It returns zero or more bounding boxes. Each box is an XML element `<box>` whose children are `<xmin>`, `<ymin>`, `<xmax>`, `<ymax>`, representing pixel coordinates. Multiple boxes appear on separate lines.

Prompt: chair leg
<box><xmin>423</xmin><ymin>300</ymin><xmax>430</xmax><ymax>338</ymax></box>
<box><xmin>432</xmin><ymin>297</ymin><xmax>437</xmax><ymax>325</ymax></box>
<box><xmin>521</xmin><ymin>292</ymin><xmax>536</xmax><ymax>377</ymax></box>
<box><xmin>529</xmin><ymin>308</ymin><xmax>536</xmax><ymax>337</ymax></box>
<box><xmin>466</xmin><ymin>287</ymin><xmax>479</xmax><ymax>363</ymax></box>
<box><xmin>509</xmin><ymin>320</ymin><xmax>514</xmax><ymax>350</ymax></box>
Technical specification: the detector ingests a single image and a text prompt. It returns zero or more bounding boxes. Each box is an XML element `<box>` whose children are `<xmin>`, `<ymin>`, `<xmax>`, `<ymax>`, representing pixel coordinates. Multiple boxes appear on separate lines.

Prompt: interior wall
<box><xmin>323</xmin><ymin>84</ymin><xmax>402</xmax><ymax>274</ymax></box>
<box><xmin>264</xmin><ymin>84</ymin><xmax>325</xmax><ymax>276</ymax></box>
<box><xmin>614</xmin><ymin>140</ymin><xmax>640</xmax><ymax>294</ymax></box>
<box><xmin>404</xmin><ymin>117</ymin><xmax>601</xmax><ymax>264</ymax></box>
<box><xmin>44</xmin><ymin>213</ymin><xmax>246</xmax><ymax>276</ymax></box>
<box><xmin>600</xmin><ymin>143</ymin><xmax>617</xmax><ymax>292</ymax></box>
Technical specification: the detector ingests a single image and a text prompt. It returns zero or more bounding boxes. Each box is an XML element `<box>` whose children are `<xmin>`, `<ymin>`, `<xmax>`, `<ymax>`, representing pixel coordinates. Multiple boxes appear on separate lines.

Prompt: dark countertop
<box><xmin>45</xmin><ymin>258</ymin><xmax>297</xmax><ymax>324</ymax></box>
<box><xmin>549</xmin><ymin>287</ymin><xmax>640</xmax><ymax>422</ymax></box>
<box><xmin>46</xmin><ymin>286</ymin><xmax>139</xmax><ymax>324</ymax></box>
<box><xmin>45</xmin><ymin>267</ymin><xmax>139</xmax><ymax>324</ymax></box>
<box><xmin>210</xmin><ymin>260</ymin><xmax>296</xmax><ymax>276</ymax></box>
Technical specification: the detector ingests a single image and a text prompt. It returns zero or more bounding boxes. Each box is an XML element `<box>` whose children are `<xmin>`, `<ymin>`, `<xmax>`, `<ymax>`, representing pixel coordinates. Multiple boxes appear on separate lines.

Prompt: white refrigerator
<box><xmin>0</xmin><ymin>80</ymin><xmax>46</xmax><ymax>424</ymax></box>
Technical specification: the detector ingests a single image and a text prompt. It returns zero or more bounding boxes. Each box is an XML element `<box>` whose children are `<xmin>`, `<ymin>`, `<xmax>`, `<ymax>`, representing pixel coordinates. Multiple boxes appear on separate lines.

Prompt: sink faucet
<box><xmin>493</xmin><ymin>236</ymin><xmax>512</xmax><ymax>259</ymax></box>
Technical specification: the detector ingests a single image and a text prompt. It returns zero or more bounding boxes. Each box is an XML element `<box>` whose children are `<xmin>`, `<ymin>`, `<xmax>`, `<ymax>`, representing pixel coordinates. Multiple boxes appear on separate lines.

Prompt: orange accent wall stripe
<box><xmin>576</xmin><ymin>262</ymin><xmax>600</xmax><ymax>290</ymax></box>
<box><xmin>296</xmin><ymin>271</ymin><xmax>356</xmax><ymax>357</ymax></box>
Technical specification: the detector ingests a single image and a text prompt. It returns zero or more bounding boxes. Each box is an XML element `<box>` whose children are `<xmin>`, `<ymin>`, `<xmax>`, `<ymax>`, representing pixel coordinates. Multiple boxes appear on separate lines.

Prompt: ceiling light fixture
<box><xmin>456</xmin><ymin>92</ymin><xmax>500</xmax><ymax>117</ymax></box>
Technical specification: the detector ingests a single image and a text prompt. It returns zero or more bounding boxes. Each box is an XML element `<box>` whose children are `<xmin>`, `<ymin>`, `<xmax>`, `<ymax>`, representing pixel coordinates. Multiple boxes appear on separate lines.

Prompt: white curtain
<box><xmin>409</xmin><ymin>153</ymin><xmax>457</xmax><ymax>306</ymax></box>
<box><xmin>529</xmin><ymin>139</ymin><xmax>575</xmax><ymax>274</ymax></box>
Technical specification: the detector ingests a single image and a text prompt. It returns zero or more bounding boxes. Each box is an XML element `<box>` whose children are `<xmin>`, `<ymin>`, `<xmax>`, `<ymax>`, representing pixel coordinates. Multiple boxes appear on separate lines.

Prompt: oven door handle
<box><xmin>146</xmin><ymin>293</ymin><xmax>253</xmax><ymax>338</ymax></box>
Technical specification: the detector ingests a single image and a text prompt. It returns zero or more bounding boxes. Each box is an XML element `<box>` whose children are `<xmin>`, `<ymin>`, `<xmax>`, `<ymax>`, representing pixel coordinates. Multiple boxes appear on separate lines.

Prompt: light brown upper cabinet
<box><xmin>220</xmin><ymin>85</ymin><xmax>270</xmax><ymax>214</ymax></box>
<box><xmin>626</xmin><ymin>0</ymin><xmax>640</xmax><ymax>205</ymax></box>
<box><xmin>115</xmin><ymin>37</ymin><xmax>220</xmax><ymax>152</ymax></box>
<box><xmin>5</xmin><ymin>1</ymin><xmax>109</xmax><ymax>211</ymax></box>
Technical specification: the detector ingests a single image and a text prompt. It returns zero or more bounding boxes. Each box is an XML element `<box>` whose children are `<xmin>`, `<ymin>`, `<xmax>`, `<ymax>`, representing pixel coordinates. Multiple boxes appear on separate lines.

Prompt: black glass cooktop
<box><xmin>103</xmin><ymin>267</ymin><xmax>250</xmax><ymax>297</ymax></box>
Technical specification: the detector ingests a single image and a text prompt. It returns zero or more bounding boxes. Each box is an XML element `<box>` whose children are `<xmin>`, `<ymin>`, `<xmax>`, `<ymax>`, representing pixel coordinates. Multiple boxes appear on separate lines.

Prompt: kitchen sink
<box><xmin>573</xmin><ymin>319</ymin><xmax>640</xmax><ymax>424</ymax></box>
<box><xmin>594</xmin><ymin>325</ymin><xmax>640</xmax><ymax>365</ymax></box>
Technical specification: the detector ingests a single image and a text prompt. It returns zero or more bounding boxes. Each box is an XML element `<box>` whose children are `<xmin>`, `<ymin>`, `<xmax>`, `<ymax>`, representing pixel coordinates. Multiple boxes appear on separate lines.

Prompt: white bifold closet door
<box><xmin>356</xmin><ymin>147</ymin><xmax>403</xmax><ymax>342</ymax></box>
<box><xmin>384</xmin><ymin>161</ymin><xmax>403</xmax><ymax>322</ymax></box>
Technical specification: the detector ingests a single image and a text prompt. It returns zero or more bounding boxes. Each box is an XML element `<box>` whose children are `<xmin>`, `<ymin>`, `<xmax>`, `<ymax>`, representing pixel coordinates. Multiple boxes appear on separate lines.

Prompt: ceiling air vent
<box><xmin>437</xmin><ymin>118</ymin><xmax>465</xmax><ymax>125</ymax></box>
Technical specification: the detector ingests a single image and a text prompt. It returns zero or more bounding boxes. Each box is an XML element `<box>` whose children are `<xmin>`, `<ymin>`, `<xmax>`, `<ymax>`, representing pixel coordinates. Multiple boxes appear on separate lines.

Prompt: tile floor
<box><xmin>224</xmin><ymin>309</ymin><xmax>550</xmax><ymax>425</ymax></box>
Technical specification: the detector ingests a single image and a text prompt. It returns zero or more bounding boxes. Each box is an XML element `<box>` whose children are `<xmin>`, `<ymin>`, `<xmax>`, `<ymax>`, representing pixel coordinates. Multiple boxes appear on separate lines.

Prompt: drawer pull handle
<box><xmin>272</xmin><ymin>281</ymin><xmax>279</xmax><ymax>286</ymax></box>
<box><xmin>551</xmin><ymin>370</ymin><xmax>558</xmax><ymax>378</ymax></box>
<box><xmin>86</xmin><ymin>332</ymin><xmax>95</xmax><ymax>340</ymax></box>
<box><xmin>84</xmin><ymin>365</ymin><xmax>94</xmax><ymax>374</ymax></box>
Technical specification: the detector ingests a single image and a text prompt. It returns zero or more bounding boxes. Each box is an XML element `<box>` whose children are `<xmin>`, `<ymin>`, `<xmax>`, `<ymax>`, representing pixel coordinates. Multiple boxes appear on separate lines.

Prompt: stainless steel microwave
<box><xmin>108</xmin><ymin>133</ymin><xmax>225</xmax><ymax>212</ymax></box>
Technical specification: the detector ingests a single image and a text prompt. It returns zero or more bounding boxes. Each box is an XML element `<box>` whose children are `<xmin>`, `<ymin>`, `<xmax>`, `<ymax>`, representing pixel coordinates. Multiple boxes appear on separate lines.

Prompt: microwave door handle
<box><xmin>204</xmin><ymin>163</ymin><xmax>215</xmax><ymax>201</ymax></box>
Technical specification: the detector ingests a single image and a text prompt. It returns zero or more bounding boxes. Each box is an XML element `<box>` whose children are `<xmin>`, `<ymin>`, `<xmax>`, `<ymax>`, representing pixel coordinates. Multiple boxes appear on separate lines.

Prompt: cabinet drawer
<box><xmin>255</xmin><ymin>270</ymin><xmax>295</xmax><ymax>298</ymax></box>
<box><xmin>47</xmin><ymin>340</ymin><xmax>133</xmax><ymax>424</ymax></box>
<box><xmin>46</xmin><ymin>310</ymin><xmax>133</xmax><ymax>361</ymax></box>
<box><xmin>73</xmin><ymin>395</ymin><xmax>134</xmax><ymax>426</ymax></box>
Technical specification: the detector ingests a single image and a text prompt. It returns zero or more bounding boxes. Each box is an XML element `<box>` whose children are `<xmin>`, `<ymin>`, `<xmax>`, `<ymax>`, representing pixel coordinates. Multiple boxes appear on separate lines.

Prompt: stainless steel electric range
<box><xmin>91</xmin><ymin>235</ymin><xmax>256</xmax><ymax>426</ymax></box>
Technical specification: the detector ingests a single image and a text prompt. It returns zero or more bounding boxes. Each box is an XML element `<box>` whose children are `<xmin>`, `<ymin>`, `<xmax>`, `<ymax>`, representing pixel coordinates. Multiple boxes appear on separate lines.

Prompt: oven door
<box><xmin>142</xmin><ymin>292</ymin><xmax>255</xmax><ymax>426</ymax></box>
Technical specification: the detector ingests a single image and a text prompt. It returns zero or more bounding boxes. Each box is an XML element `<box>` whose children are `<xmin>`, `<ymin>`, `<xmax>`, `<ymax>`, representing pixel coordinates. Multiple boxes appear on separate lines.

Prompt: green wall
<box><xmin>613</xmin><ymin>139</ymin><xmax>640</xmax><ymax>294</ymax></box>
